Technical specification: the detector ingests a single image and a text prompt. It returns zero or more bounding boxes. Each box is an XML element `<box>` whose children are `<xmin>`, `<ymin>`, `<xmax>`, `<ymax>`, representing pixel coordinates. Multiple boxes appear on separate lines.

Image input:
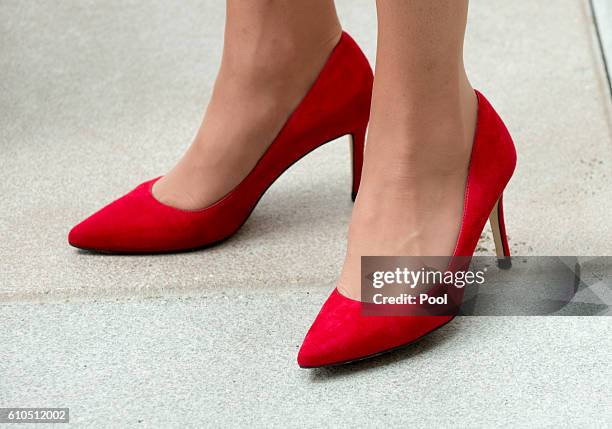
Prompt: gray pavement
<box><xmin>1</xmin><ymin>0</ymin><xmax>611</xmax><ymax>427</ymax></box>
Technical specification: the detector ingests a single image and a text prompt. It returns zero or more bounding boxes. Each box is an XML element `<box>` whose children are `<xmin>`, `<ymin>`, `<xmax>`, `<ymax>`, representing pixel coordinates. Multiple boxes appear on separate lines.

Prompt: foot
<box><xmin>337</xmin><ymin>86</ymin><xmax>478</xmax><ymax>300</ymax></box>
<box><xmin>153</xmin><ymin>32</ymin><xmax>342</xmax><ymax>210</ymax></box>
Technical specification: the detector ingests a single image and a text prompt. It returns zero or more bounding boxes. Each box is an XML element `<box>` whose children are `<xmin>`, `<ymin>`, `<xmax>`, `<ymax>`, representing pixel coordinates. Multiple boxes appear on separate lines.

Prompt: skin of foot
<box><xmin>154</xmin><ymin>0</ymin><xmax>478</xmax><ymax>302</ymax></box>
<box><xmin>337</xmin><ymin>0</ymin><xmax>478</xmax><ymax>300</ymax></box>
<box><xmin>153</xmin><ymin>1</ymin><xmax>342</xmax><ymax>210</ymax></box>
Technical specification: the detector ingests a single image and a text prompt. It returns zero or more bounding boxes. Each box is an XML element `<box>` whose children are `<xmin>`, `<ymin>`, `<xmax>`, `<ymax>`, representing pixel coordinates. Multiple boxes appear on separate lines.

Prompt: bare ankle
<box><xmin>220</xmin><ymin>29</ymin><xmax>341</xmax><ymax>87</ymax></box>
<box><xmin>364</xmin><ymin>80</ymin><xmax>477</xmax><ymax>177</ymax></box>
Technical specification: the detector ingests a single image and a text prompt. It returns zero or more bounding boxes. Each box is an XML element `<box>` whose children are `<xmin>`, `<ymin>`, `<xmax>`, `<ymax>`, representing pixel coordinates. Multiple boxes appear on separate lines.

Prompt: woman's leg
<box><xmin>154</xmin><ymin>0</ymin><xmax>342</xmax><ymax>209</ymax></box>
<box><xmin>338</xmin><ymin>0</ymin><xmax>478</xmax><ymax>299</ymax></box>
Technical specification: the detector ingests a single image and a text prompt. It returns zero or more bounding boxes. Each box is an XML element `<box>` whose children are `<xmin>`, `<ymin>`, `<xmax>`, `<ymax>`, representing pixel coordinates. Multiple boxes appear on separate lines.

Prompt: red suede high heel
<box><xmin>297</xmin><ymin>91</ymin><xmax>517</xmax><ymax>368</ymax></box>
<box><xmin>69</xmin><ymin>32</ymin><xmax>373</xmax><ymax>253</ymax></box>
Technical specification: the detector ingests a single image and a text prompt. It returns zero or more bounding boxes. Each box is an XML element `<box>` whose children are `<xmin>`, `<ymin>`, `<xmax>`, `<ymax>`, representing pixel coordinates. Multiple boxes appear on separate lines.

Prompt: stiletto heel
<box><xmin>489</xmin><ymin>195</ymin><xmax>512</xmax><ymax>269</ymax></box>
<box><xmin>349</xmin><ymin>128</ymin><xmax>366</xmax><ymax>201</ymax></box>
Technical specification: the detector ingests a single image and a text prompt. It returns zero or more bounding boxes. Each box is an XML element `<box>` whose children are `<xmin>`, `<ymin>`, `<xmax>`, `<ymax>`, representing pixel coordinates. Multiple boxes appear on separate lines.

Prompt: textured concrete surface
<box><xmin>2</xmin><ymin>297</ymin><xmax>611</xmax><ymax>427</ymax></box>
<box><xmin>1</xmin><ymin>0</ymin><xmax>611</xmax><ymax>427</ymax></box>
<box><xmin>1</xmin><ymin>0</ymin><xmax>611</xmax><ymax>302</ymax></box>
